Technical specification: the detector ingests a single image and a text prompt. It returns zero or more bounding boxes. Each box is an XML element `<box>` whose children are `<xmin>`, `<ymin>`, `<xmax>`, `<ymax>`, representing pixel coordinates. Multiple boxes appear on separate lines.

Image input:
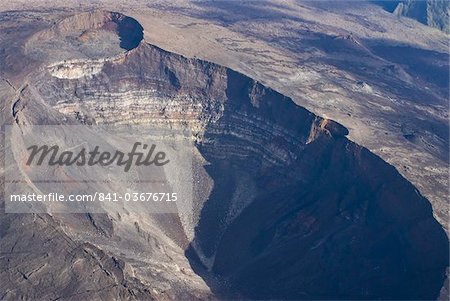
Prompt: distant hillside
<box><xmin>373</xmin><ymin>0</ymin><xmax>449</xmax><ymax>33</ymax></box>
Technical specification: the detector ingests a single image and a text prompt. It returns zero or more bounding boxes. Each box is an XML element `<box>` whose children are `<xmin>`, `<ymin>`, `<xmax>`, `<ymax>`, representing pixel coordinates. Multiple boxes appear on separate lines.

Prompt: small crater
<box><xmin>25</xmin><ymin>11</ymin><xmax>144</xmax><ymax>61</ymax></box>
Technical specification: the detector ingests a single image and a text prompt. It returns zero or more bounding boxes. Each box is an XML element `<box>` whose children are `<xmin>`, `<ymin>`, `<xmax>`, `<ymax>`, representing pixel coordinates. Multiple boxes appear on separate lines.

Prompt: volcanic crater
<box><xmin>4</xmin><ymin>10</ymin><xmax>448</xmax><ymax>301</ymax></box>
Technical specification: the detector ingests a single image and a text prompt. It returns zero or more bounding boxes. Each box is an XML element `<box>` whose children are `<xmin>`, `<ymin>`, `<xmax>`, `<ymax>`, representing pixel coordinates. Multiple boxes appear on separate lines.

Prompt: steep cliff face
<box><xmin>196</xmin><ymin>116</ymin><xmax>446</xmax><ymax>299</ymax></box>
<box><xmin>375</xmin><ymin>0</ymin><xmax>450</xmax><ymax>33</ymax></box>
<box><xmin>2</xmin><ymin>11</ymin><xmax>448</xmax><ymax>300</ymax></box>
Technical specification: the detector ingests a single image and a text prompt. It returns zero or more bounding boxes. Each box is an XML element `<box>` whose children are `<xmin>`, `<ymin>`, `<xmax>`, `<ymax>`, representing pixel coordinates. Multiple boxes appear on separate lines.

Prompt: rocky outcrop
<box><xmin>47</xmin><ymin>57</ymin><xmax>124</xmax><ymax>79</ymax></box>
<box><xmin>375</xmin><ymin>0</ymin><xmax>450</xmax><ymax>33</ymax></box>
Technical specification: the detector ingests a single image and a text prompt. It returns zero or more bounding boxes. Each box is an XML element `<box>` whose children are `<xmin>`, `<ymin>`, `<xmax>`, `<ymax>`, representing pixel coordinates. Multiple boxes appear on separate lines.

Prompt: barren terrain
<box><xmin>0</xmin><ymin>1</ymin><xmax>448</xmax><ymax>300</ymax></box>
